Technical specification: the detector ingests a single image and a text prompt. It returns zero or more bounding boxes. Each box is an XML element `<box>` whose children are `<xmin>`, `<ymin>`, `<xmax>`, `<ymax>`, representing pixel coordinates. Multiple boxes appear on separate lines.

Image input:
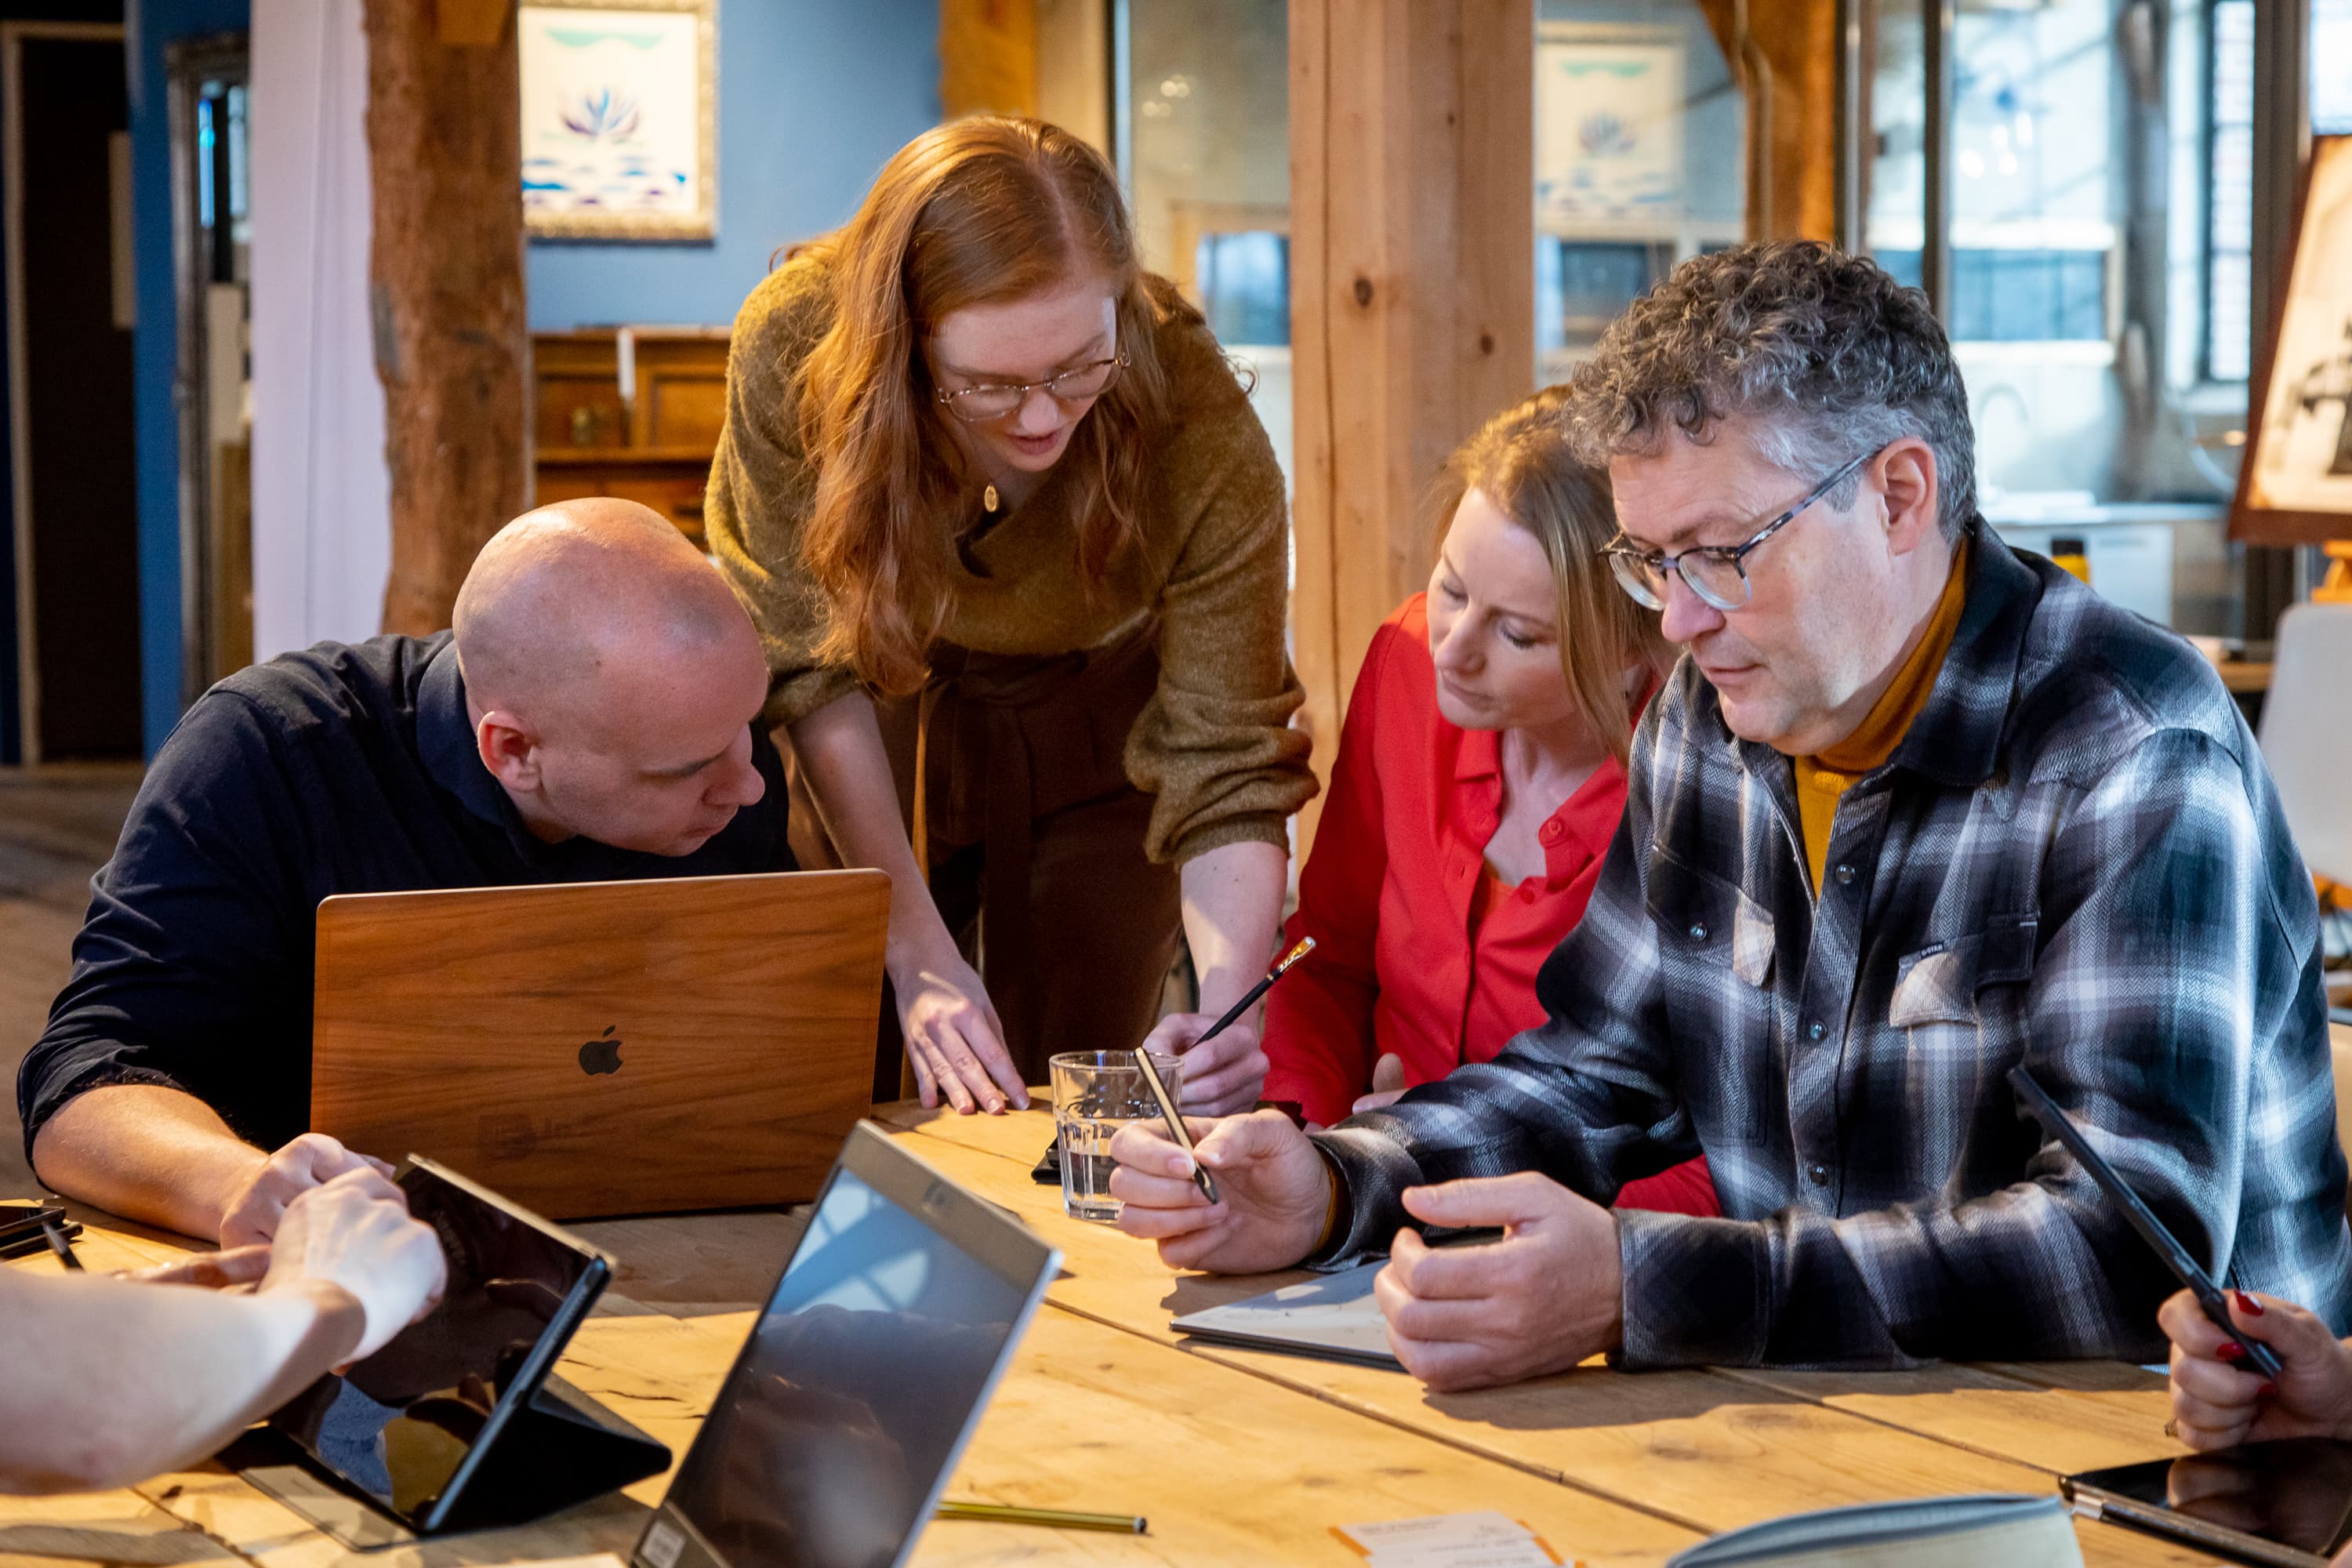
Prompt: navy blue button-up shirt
<box><xmin>19</xmin><ymin>633</ymin><xmax>794</xmax><ymax>1157</ymax></box>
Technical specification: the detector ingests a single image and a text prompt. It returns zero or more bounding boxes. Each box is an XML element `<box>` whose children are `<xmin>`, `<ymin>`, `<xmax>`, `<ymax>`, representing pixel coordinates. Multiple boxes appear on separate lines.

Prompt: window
<box><xmin>2205</xmin><ymin>0</ymin><xmax>2254</xmax><ymax>383</ymax></box>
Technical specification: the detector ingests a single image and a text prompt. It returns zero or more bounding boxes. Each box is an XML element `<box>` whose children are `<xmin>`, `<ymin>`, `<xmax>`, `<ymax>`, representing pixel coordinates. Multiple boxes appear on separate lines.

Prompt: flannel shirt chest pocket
<box><xmin>1887</xmin><ymin>912</ymin><xmax>2039</xmax><ymax>1032</ymax></box>
<box><xmin>1647</xmin><ymin>844</ymin><xmax>1776</xmax><ymax>1009</ymax></box>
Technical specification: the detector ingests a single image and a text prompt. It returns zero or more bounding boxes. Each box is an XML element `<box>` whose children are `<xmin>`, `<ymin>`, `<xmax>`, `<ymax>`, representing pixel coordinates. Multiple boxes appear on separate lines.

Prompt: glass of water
<box><xmin>1050</xmin><ymin>1049</ymin><xmax>1182</xmax><ymax>1223</ymax></box>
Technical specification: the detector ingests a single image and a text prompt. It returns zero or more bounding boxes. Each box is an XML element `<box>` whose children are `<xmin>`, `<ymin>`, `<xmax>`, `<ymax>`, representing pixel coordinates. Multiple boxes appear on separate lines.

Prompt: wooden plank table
<box><xmin>2</xmin><ymin>1105</ymin><xmax>2227</xmax><ymax>1567</ymax></box>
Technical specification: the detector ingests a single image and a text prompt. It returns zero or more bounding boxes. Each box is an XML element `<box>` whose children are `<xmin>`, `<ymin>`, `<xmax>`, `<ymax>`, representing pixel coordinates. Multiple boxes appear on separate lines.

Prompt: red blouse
<box><xmin>1263</xmin><ymin>594</ymin><xmax>1718</xmax><ymax>1218</ymax></box>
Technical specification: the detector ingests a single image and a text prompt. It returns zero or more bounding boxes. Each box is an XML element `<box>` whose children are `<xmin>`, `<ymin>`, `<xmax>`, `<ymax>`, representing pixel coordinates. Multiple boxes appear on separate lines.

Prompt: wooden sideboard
<box><xmin>533</xmin><ymin>328</ymin><xmax>731</xmax><ymax>545</ymax></box>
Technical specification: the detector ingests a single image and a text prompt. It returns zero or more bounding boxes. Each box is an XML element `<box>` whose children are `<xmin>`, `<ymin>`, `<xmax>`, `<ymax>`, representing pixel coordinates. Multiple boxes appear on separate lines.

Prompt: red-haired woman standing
<box><xmin>705</xmin><ymin>117</ymin><xmax>1312</xmax><ymax>1116</ymax></box>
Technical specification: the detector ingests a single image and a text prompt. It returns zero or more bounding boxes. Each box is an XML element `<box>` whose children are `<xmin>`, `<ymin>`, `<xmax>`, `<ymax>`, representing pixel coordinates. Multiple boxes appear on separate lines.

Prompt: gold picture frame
<box><xmin>520</xmin><ymin>0</ymin><xmax>717</xmax><ymax>242</ymax></box>
<box><xmin>2231</xmin><ymin>135</ymin><xmax>2352</xmax><ymax>547</ymax></box>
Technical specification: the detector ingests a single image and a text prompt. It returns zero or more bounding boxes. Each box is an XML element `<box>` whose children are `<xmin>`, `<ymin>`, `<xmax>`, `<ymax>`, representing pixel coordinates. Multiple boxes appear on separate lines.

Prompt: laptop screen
<box><xmin>657</xmin><ymin>1162</ymin><xmax>1035</xmax><ymax>1568</ymax></box>
<box><xmin>268</xmin><ymin>1160</ymin><xmax>604</xmax><ymax>1527</ymax></box>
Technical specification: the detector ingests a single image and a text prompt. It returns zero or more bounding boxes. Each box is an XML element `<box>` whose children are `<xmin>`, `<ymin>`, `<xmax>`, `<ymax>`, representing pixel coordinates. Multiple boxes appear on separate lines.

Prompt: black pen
<box><xmin>1195</xmin><ymin>935</ymin><xmax>1316</xmax><ymax>1049</ymax></box>
<box><xmin>42</xmin><ymin>1215</ymin><xmax>84</xmax><ymax>1272</ymax></box>
<box><xmin>2008</xmin><ymin>1066</ymin><xmax>2282</xmax><ymax>1380</ymax></box>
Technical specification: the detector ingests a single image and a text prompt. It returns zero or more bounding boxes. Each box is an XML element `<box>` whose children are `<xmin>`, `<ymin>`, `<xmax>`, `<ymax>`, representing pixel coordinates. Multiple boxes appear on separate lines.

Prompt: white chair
<box><xmin>2259</xmin><ymin>603</ymin><xmax>2352</xmax><ymax>891</ymax></box>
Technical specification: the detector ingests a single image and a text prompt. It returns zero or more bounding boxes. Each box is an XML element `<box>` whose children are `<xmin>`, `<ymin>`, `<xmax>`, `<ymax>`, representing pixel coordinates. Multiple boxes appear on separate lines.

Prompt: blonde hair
<box><xmin>790</xmin><ymin>117</ymin><xmax>1180</xmax><ymax>694</ymax></box>
<box><xmin>1431</xmin><ymin>388</ymin><xmax>1674</xmax><ymax>767</ymax></box>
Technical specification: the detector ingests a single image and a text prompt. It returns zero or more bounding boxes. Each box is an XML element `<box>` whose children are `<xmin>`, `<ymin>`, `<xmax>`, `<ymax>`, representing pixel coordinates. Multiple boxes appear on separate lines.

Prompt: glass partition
<box><xmin>1859</xmin><ymin>0</ymin><xmax>2260</xmax><ymax>634</ymax></box>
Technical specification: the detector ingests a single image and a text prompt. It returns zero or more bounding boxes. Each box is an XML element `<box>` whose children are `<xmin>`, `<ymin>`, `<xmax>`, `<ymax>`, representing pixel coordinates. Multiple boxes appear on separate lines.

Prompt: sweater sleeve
<box><xmin>1123</xmin><ymin>328</ymin><xmax>1316</xmax><ymax>863</ymax></box>
<box><xmin>1261</xmin><ymin>621</ymin><xmax>1401</xmax><ymax>1126</ymax></box>
<box><xmin>703</xmin><ymin>262</ymin><xmax>862</xmax><ymax>730</ymax></box>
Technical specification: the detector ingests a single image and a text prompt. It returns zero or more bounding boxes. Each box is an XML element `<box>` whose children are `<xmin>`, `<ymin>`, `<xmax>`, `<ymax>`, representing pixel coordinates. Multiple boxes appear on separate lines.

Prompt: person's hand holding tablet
<box><xmin>256</xmin><ymin>1167</ymin><xmax>449</xmax><ymax>1361</ymax></box>
<box><xmin>2164</xmin><ymin>1287</ymin><xmax>2352</xmax><ymax>1451</ymax></box>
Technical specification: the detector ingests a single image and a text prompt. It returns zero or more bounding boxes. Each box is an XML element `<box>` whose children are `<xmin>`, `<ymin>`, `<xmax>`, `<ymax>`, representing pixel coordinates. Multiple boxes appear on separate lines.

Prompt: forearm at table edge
<box><xmin>1616</xmin><ymin>1207</ymin><xmax>2015</xmax><ymax>1370</ymax></box>
<box><xmin>29</xmin><ymin>1083</ymin><xmax>262</xmax><ymax>1243</ymax></box>
<box><xmin>0</xmin><ymin>1272</ymin><xmax>361</xmax><ymax>1492</ymax></box>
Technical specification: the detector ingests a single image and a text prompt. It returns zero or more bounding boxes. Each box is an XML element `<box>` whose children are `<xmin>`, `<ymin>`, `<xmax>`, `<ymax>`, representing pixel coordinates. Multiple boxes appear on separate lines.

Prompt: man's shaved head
<box><xmin>452</xmin><ymin>499</ymin><xmax>771</xmax><ymax>855</ymax></box>
<box><xmin>455</xmin><ymin>499</ymin><xmax>754</xmax><ymax>737</ymax></box>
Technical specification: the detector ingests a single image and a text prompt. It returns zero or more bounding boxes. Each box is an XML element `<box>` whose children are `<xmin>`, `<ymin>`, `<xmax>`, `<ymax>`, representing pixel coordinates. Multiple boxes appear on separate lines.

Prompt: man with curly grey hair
<box><xmin>1106</xmin><ymin>240</ymin><xmax>2349</xmax><ymax>1386</ymax></box>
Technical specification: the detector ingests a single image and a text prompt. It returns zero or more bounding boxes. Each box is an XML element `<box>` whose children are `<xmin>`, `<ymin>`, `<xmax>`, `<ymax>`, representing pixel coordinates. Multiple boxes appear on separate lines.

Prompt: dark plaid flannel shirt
<box><xmin>1313</xmin><ymin>529</ymin><xmax>2351</xmax><ymax>1369</ymax></box>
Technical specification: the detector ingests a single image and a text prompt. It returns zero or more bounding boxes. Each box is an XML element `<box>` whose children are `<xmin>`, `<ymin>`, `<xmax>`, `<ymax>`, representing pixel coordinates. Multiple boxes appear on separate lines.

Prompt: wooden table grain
<box><xmin>0</xmin><ymin>1103</ymin><xmax>2227</xmax><ymax>1567</ymax></box>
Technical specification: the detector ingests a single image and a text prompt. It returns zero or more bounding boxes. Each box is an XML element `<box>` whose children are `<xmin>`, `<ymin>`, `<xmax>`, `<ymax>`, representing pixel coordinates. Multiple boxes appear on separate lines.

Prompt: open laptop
<box><xmin>311</xmin><ymin>869</ymin><xmax>891</xmax><ymax>1219</ymax></box>
<box><xmin>634</xmin><ymin>1122</ymin><xmax>1060</xmax><ymax>1568</ymax></box>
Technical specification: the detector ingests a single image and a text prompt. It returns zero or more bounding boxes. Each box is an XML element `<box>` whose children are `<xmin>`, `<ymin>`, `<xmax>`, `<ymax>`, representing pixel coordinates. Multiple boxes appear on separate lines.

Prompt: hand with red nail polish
<box><xmin>2160</xmin><ymin>1288</ymin><xmax>2352</xmax><ymax>1451</ymax></box>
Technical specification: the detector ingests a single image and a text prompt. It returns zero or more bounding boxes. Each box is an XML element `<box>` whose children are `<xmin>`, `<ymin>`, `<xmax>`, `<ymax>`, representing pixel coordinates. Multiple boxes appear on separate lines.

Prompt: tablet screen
<box><xmin>660</xmin><ymin>1165</ymin><xmax>1031</xmax><ymax>1568</ymax></box>
<box><xmin>269</xmin><ymin>1161</ymin><xmax>601</xmax><ymax>1525</ymax></box>
<box><xmin>2073</xmin><ymin>1438</ymin><xmax>2352</xmax><ymax>1559</ymax></box>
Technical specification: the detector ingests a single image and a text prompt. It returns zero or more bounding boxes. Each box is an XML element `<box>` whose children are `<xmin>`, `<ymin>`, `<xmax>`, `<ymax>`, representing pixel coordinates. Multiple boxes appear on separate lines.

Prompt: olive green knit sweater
<box><xmin>702</xmin><ymin>255</ymin><xmax>1316</xmax><ymax>865</ymax></box>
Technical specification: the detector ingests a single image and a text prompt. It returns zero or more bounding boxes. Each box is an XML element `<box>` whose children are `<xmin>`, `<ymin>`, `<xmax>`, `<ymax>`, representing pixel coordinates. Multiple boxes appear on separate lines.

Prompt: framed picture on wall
<box><xmin>519</xmin><ymin>0</ymin><xmax>717</xmax><ymax>241</ymax></box>
<box><xmin>2234</xmin><ymin>134</ymin><xmax>2352</xmax><ymax>545</ymax></box>
<box><xmin>1534</xmin><ymin>25</ymin><xmax>1686</xmax><ymax>225</ymax></box>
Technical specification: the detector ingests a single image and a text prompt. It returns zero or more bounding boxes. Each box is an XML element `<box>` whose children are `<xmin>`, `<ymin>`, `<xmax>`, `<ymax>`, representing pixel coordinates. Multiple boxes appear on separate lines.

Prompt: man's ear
<box><xmin>476</xmin><ymin>711</ymin><xmax>542</xmax><ymax>793</ymax></box>
<box><xmin>1875</xmin><ymin>437</ymin><xmax>1943</xmax><ymax>557</ymax></box>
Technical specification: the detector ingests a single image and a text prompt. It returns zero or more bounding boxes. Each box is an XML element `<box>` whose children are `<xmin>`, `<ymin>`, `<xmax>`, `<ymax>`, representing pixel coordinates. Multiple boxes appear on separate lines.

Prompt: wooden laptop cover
<box><xmin>310</xmin><ymin>869</ymin><xmax>890</xmax><ymax>1220</ymax></box>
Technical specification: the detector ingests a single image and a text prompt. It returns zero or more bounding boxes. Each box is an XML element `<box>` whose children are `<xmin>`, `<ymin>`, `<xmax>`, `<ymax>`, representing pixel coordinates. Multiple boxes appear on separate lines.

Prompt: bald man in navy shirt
<box><xmin>22</xmin><ymin>499</ymin><xmax>795</xmax><ymax>1245</ymax></box>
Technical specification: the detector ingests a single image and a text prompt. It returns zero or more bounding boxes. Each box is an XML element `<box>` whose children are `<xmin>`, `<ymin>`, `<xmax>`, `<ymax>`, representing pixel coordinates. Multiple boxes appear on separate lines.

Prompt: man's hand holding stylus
<box><xmin>1108</xmin><ymin>1111</ymin><xmax>1330</xmax><ymax>1274</ymax></box>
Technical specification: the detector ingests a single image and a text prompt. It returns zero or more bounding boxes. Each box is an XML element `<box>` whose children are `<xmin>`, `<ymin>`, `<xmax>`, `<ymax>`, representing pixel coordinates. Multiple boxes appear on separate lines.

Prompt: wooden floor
<box><xmin>0</xmin><ymin>764</ymin><xmax>142</xmax><ymax>1197</ymax></box>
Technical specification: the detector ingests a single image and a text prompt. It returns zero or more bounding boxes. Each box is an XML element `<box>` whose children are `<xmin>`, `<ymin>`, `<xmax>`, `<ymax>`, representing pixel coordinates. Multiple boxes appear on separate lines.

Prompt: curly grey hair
<box><xmin>1562</xmin><ymin>241</ymin><xmax>1976</xmax><ymax>541</ymax></box>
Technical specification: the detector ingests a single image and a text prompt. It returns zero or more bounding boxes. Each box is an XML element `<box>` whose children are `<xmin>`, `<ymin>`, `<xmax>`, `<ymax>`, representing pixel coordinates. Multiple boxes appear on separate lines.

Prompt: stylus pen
<box><xmin>41</xmin><ymin>1216</ymin><xmax>83</xmax><ymax>1271</ymax></box>
<box><xmin>1194</xmin><ymin>935</ymin><xmax>1316</xmax><ymax>1049</ymax></box>
<box><xmin>936</xmin><ymin>1501</ymin><xmax>1146</xmax><ymax>1534</ymax></box>
<box><xmin>2008</xmin><ymin>1066</ymin><xmax>2283</xmax><ymax>1381</ymax></box>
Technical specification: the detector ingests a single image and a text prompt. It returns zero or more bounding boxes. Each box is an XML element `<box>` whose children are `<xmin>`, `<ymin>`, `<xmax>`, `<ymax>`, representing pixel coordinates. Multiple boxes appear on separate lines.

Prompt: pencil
<box><xmin>42</xmin><ymin>1216</ymin><xmax>83</xmax><ymax>1271</ymax></box>
<box><xmin>1193</xmin><ymin>935</ymin><xmax>1316</xmax><ymax>1047</ymax></box>
<box><xmin>935</xmin><ymin>1500</ymin><xmax>1146</xmax><ymax>1533</ymax></box>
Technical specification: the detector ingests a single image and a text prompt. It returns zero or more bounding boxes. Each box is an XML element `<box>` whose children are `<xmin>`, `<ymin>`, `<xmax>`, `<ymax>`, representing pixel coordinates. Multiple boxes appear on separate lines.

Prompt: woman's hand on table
<box><xmin>1108</xmin><ymin>1109</ymin><xmax>1330</xmax><ymax>1274</ymax></box>
<box><xmin>1142</xmin><ymin>1011</ymin><xmax>1266</xmax><ymax>1116</ymax></box>
<box><xmin>2162</xmin><ymin>1287</ymin><xmax>2352</xmax><ymax>1450</ymax></box>
<box><xmin>893</xmin><ymin>946</ymin><xmax>1029</xmax><ymax>1115</ymax></box>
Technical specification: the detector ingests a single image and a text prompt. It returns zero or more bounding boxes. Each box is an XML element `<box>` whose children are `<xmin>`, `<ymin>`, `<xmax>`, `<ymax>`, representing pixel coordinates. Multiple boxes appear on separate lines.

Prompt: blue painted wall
<box><xmin>526</xmin><ymin>0</ymin><xmax>940</xmax><ymax>331</ymax></box>
<box><xmin>126</xmin><ymin>0</ymin><xmax>247</xmax><ymax>755</ymax></box>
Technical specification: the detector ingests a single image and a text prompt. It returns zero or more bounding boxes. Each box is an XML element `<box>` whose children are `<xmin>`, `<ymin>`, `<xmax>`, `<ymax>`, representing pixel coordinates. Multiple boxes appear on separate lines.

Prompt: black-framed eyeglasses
<box><xmin>1599</xmin><ymin>447</ymin><xmax>1880</xmax><ymax>613</ymax></box>
<box><xmin>934</xmin><ymin>352</ymin><xmax>1130</xmax><ymax>423</ymax></box>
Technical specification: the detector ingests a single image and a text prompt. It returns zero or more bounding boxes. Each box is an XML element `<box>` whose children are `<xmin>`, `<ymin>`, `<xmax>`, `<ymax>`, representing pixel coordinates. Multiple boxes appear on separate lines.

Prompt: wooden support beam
<box><xmin>1696</xmin><ymin>0</ymin><xmax>1840</xmax><ymax>243</ymax></box>
<box><xmin>941</xmin><ymin>0</ymin><xmax>1039</xmax><ymax>120</ymax></box>
<box><xmin>1289</xmin><ymin>0</ymin><xmax>1536</xmax><ymax>851</ymax></box>
<box><xmin>436</xmin><ymin>0</ymin><xmax>511</xmax><ymax>48</ymax></box>
<box><xmin>364</xmin><ymin>0</ymin><xmax>528</xmax><ymax>637</ymax></box>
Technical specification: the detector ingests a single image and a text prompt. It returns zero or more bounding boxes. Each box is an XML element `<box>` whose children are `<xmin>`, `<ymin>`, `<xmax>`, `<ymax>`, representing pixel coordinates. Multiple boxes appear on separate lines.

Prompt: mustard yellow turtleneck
<box><xmin>1791</xmin><ymin>539</ymin><xmax>1970</xmax><ymax>895</ymax></box>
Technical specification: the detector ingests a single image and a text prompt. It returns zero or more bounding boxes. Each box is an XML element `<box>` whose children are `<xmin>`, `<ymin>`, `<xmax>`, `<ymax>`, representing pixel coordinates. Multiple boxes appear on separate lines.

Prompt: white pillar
<box><xmin>248</xmin><ymin>0</ymin><xmax>390</xmax><ymax>662</ymax></box>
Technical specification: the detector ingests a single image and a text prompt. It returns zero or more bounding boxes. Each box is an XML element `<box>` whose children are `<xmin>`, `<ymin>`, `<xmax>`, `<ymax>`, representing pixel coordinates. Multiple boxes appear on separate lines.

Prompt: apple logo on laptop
<box><xmin>578</xmin><ymin>1025</ymin><xmax>623</xmax><ymax>1076</ymax></box>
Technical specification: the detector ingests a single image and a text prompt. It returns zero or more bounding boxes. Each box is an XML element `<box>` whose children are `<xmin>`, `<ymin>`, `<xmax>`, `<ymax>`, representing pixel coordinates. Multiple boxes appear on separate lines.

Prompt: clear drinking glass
<box><xmin>1050</xmin><ymin>1050</ymin><xmax>1181</xmax><ymax>1223</ymax></box>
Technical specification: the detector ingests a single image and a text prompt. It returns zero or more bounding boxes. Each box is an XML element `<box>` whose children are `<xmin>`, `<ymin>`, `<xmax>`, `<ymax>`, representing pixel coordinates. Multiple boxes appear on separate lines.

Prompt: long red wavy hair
<box><xmin>790</xmin><ymin>117</ymin><xmax>1177</xmax><ymax>695</ymax></box>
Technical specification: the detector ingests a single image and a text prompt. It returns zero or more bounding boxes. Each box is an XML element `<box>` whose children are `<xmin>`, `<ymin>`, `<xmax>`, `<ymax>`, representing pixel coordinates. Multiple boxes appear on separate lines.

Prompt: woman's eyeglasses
<box><xmin>935</xmin><ymin>353</ymin><xmax>1130</xmax><ymax>424</ymax></box>
<box><xmin>1599</xmin><ymin>448</ymin><xmax>1878</xmax><ymax>613</ymax></box>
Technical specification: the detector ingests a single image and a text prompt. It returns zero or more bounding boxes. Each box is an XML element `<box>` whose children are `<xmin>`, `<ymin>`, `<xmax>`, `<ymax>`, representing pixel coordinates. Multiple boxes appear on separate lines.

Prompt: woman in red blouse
<box><xmin>1261</xmin><ymin>391</ymin><xmax>1716</xmax><ymax>1215</ymax></box>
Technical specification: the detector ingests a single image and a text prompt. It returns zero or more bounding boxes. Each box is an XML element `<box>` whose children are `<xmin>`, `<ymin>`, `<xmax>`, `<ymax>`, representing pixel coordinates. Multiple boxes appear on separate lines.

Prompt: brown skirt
<box><xmin>786</xmin><ymin>622</ymin><xmax>1181</xmax><ymax>1094</ymax></box>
